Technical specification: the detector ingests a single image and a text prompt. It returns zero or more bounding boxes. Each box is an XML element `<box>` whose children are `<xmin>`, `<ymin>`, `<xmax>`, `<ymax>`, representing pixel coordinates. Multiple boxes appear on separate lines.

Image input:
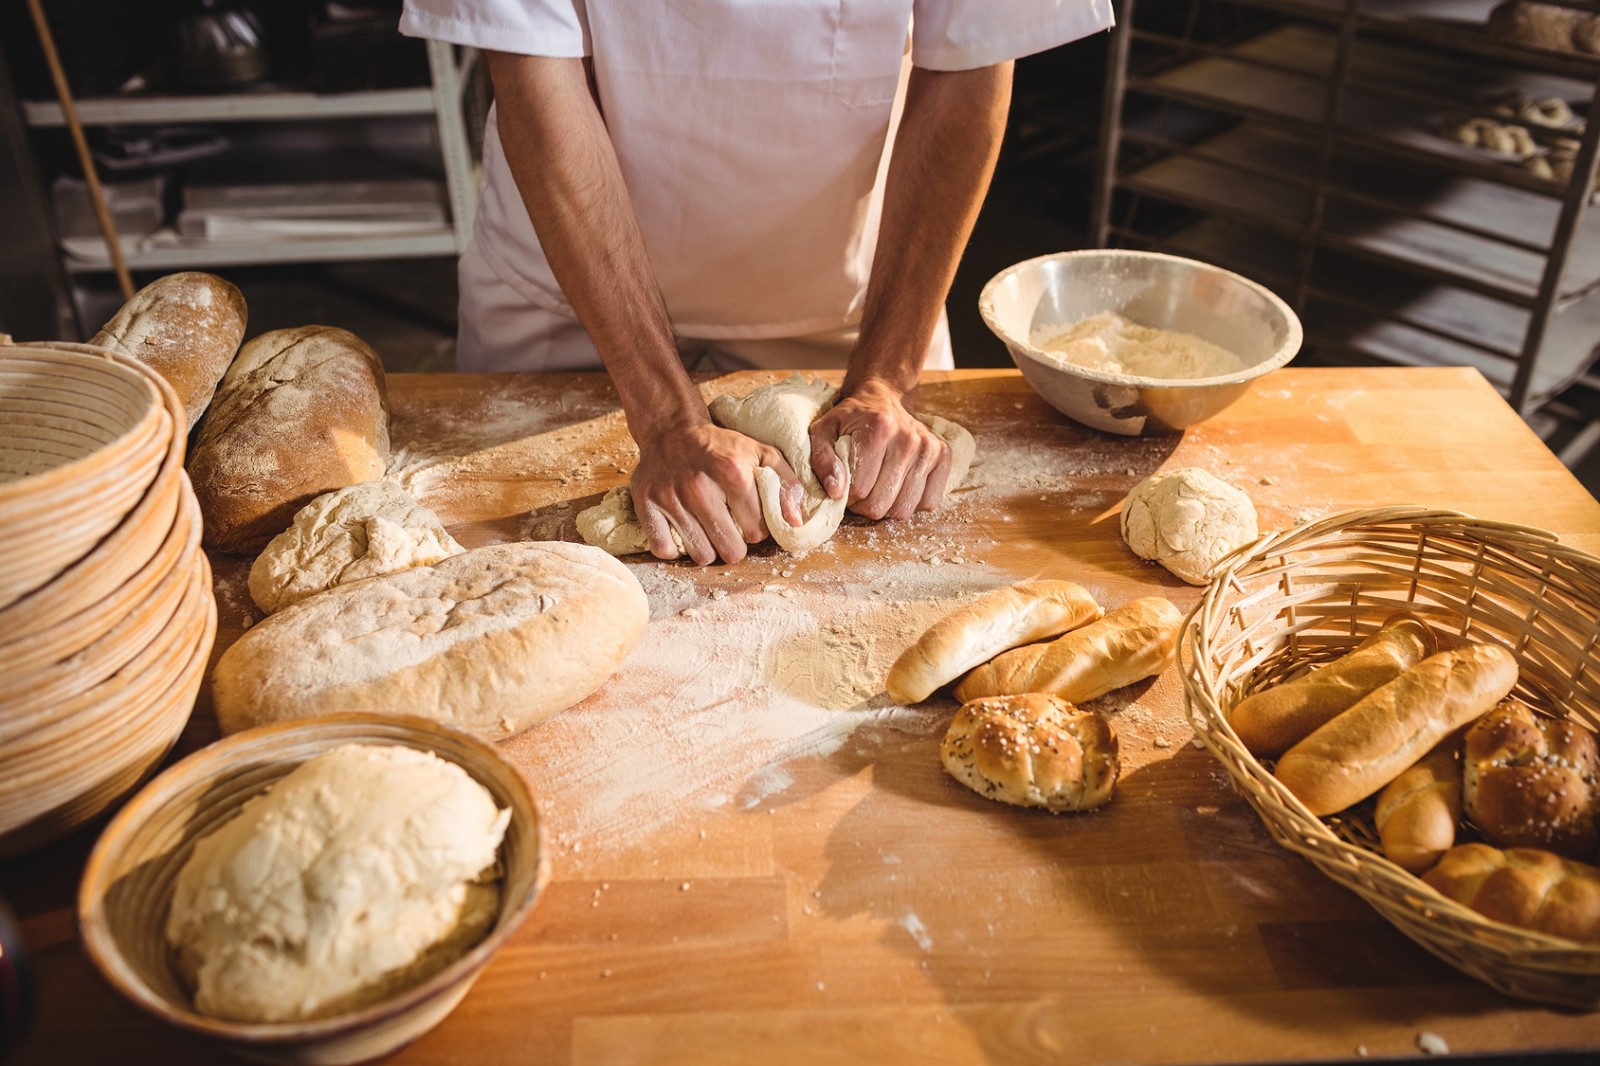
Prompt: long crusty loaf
<box><xmin>1464</xmin><ymin>697</ymin><xmax>1600</xmax><ymax>859</ymax></box>
<box><xmin>1274</xmin><ymin>643</ymin><xmax>1517</xmax><ymax>817</ymax></box>
<box><xmin>90</xmin><ymin>271</ymin><xmax>247</xmax><ymax>429</ymax></box>
<box><xmin>1423</xmin><ymin>843</ymin><xmax>1600</xmax><ymax>943</ymax></box>
<box><xmin>213</xmin><ymin>542</ymin><xmax>648</xmax><ymax>741</ymax></box>
<box><xmin>886</xmin><ymin>581</ymin><xmax>1102</xmax><ymax>705</ymax></box>
<box><xmin>188</xmin><ymin>326</ymin><xmax>389</xmax><ymax>553</ymax></box>
<box><xmin>1374</xmin><ymin>737</ymin><xmax>1462</xmax><ymax>873</ymax></box>
<box><xmin>1231</xmin><ymin>613</ymin><xmax>1437</xmax><ymax>757</ymax></box>
<box><xmin>952</xmin><ymin>596</ymin><xmax>1182</xmax><ymax>705</ymax></box>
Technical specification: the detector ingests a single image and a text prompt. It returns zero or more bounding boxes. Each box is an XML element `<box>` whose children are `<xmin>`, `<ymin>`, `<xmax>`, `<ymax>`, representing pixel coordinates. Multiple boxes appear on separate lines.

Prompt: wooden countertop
<box><xmin>6</xmin><ymin>366</ymin><xmax>1600</xmax><ymax>1064</ymax></box>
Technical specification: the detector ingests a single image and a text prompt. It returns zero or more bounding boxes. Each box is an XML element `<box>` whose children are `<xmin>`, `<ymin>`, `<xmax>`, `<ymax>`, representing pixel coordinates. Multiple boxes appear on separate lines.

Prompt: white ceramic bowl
<box><xmin>979</xmin><ymin>249</ymin><xmax>1303</xmax><ymax>435</ymax></box>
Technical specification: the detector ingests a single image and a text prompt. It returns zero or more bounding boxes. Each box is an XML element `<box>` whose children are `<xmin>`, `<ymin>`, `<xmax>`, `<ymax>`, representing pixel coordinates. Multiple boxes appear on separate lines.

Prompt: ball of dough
<box><xmin>248</xmin><ymin>480</ymin><xmax>465</xmax><ymax>614</ymax></box>
<box><xmin>940</xmin><ymin>693</ymin><xmax>1119</xmax><ymax>813</ymax></box>
<box><xmin>1120</xmin><ymin>467</ymin><xmax>1258</xmax><ymax>585</ymax></box>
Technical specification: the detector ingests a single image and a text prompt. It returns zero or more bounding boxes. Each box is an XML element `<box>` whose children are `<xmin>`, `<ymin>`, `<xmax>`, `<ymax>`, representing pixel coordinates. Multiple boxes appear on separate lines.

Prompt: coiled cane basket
<box><xmin>1181</xmin><ymin>506</ymin><xmax>1600</xmax><ymax>1009</ymax></box>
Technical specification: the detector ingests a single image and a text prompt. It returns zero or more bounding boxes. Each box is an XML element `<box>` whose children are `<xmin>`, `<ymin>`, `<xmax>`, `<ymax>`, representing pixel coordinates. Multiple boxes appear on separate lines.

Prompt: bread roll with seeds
<box><xmin>940</xmin><ymin>693</ymin><xmax>1119</xmax><ymax>812</ymax></box>
<box><xmin>1464</xmin><ymin>697</ymin><xmax>1600</xmax><ymax>859</ymax></box>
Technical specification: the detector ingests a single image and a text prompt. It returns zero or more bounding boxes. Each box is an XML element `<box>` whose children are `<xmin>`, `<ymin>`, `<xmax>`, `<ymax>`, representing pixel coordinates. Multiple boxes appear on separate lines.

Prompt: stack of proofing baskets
<box><xmin>1182</xmin><ymin>507</ymin><xmax>1600</xmax><ymax>1008</ymax></box>
<box><xmin>0</xmin><ymin>342</ymin><xmax>215</xmax><ymax>859</ymax></box>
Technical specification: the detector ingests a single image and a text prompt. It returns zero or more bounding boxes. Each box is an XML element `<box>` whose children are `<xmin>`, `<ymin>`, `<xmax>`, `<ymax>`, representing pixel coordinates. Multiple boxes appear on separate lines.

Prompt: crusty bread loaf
<box><xmin>188</xmin><ymin>326</ymin><xmax>389</xmax><ymax>553</ymax></box>
<box><xmin>952</xmin><ymin>596</ymin><xmax>1182</xmax><ymax>705</ymax></box>
<box><xmin>213</xmin><ymin>542</ymin><xmax>647</xmax><ymax>741</ymax></box>
<box><xmin>1231</xmin><ymin>613</ymin><xmax>1437</xmax><ymax>757</ymax></box>
<box><xmin>1463</xmin><ymin>697</ymin><xmax>1600</xmax><ymax>859</ymax></box>
<box><xmin>1374</xmin><ymin>737</ymin><xmax>1462</xmax><ymax>873</ymax></box>
<box><xmin>1274</xmin><ymin>643</ymin><xmax>1518</xmax><ymax>817</ymax></box>
<box><xmin>885</xmin><ymin>581</ymin><xmax>1102</xmax><ymax>705</ymax></box>
<box><xmin>939</xmin><ymin>693</ymin><xmax>1119</xmax><ymax>812</ymax></box>
<box><xmin>1423</xmin><ymin>843</ymin><xmax>1600</xmax><ymax>943</ymax></box>
<box><xmin>90</xmin><ymin>271</ymin><xmax>247</xmax><ymax>429</ymax></box>
<box><xmin>1488</xmin><ymin>1</ymin><xmax>1600</xmax><ymax>55</ymax></box>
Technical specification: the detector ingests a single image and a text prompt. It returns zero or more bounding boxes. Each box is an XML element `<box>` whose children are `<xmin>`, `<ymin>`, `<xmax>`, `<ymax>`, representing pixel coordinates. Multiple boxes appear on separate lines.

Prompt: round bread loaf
<box><xmin>213</xmin><ymin>542</ymin><xmax>649</xmax><ymax>741</ymax></box>
<box><xmin>90</xmin><ymin>271</ymin><xmax>247</xmax><ymax>430</ymax></box>
<box><xmin>188</xmin><ymin>325</ymin><xmax>390</xmax><ymax>553</ymax></box>
<box><xmin>940</xmin><ymin>693</ymin><xmax>1119</xmax><ymax>813</ymax></box>
<box><xmin>1463</xmin><ymin>697</ymin><xmax>1600</xmax><ymax>859</ymax></box>
<box><xmin>1423</xmin><ymin>843</ymin><xmax>1600</xmax><ymax>943</ymax></box>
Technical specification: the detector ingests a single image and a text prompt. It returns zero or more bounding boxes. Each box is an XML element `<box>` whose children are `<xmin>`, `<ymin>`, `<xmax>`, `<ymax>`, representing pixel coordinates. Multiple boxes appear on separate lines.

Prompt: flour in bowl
<box><xmin>1033</xmin><ymin>312</ymin><xmax>1247</xmax><ymax>380</ymax></box>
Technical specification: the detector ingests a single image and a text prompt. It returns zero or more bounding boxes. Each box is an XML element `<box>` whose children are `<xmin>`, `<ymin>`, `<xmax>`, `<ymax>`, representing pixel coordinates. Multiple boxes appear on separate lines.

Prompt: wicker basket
<box><xmin>1181</xmin><ymin>506</ymin><xmax>1600</xmax><ymax>1009</ymax></box>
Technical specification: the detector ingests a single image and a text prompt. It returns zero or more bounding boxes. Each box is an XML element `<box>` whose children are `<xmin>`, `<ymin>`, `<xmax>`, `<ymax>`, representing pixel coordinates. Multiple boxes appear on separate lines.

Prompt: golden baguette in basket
<box><xmin>1374</xmin><ymin>737</ymin><xmax>1463</xmax><ymax>873</ymax></box>
<box><xmin>1274</xmin><ymin>643</ymin><xmax>1517</xmax><ymax>817</ymax></box>
<box><xmin>1230</xmin><ymin>612</ymin><xmax>1437</xmax><ymax>757</ymax></box>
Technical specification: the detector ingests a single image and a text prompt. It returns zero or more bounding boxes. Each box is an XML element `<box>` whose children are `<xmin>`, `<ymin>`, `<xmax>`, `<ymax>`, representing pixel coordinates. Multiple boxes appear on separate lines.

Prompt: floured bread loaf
<box><xmin>90</xmin><ymin>271</ymin><xmax>247</xmax><ymax>429</ymax></box>
<box><xmin>214</xmin><ymin>542</ymin><xmax>648</xmax><ymax>740</ymax></box>
<box><xmin>1464</xmin><ymin>697</ymin><xmax>1600</xmax><ymax>859</ymax></box>
<box><xmin>1121</xmin><ymin>467</ymin><xmax>1258</xmax><ymax>585</ymax></box>
<box><xmin>577</xmin><ymin>374</ymin><xmax>975</xmax><ymax>558</ymax></box>
<box><xmin>940</xmin><ymin>693</ymin><xmax>1119</xmax><ymax>812</ymax></box>
<box><xmin>248</xmin><ymin>480</ymin><xmax>464</xmax><ymax>614</ymax></box>
<box><xmin>953</xmin><ymin>596</ymin><xmax>1183</xmax><ymax>705</ymax></box>
<box><xmin>886</xmin><ymin>580</ymin><xmax>1103</xmax><ymax>705</ymax></box>
<box><xmin>166</xmin><ymin>744</ymin><xmax>508</xmax><ymax>1022</ymax></box>
<box><xmin>189</xmin><ymin>325</ymin><xmax>390</xmax><ymax>553</ymax></box>
<box><xmin>1488</xmin><ymin>1</ymin><xmax>1600</xmax><ymax>55</ymax></box>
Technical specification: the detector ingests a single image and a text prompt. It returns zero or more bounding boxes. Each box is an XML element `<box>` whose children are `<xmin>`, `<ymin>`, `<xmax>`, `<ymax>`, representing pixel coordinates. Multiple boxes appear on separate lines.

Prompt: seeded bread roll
<box><xmin>213</xmin><ymin>542</ymin><xmax>647</xmax><ymax>741</ymax></box>
<box><xmin>1423</xmin><ymin>843</ymin><xmax>1600</xmax><ymax>943</ymax></box>
<box><xmin>1274</xmin><ymin>643</ymin><xmax>1518</xmax><ymax>817</ymax></box>
<box><xmin>886</xmin><ymin>581</ymin><xmax>1103</xmax><ymax>705</ymax></box>
<box><xmin>952</xmin><ymin>596</ymin><xmax>1182</xmax><ymax>705</ymax></box>
<box><xmin>1374</xmin><ymin>737</ymin><xmax>1462</xmax><ymax>873</ymax></box>
<box><xmin>940</xmin><ymin>693</ymin><xmax>1119</xmax><ymax>812</ymax></box>
<box><xmin>1463</xmin><ymin>697</ymin><xmax>1600</xmax><ymax>859</ymax></box>
<box><xmin>90</xmin><ymin>271</ymin><xmax>247</xmax><ymax>429</ymax></box>
<box><xmin>1231</xmin><ymin>613</ymin><xmax>1437</xmax><ymax>757</ymax></box>
<box><xmin>188</xmin><ymin>326</ymin><xmax>390</xmax><ymax>553</ymax></box>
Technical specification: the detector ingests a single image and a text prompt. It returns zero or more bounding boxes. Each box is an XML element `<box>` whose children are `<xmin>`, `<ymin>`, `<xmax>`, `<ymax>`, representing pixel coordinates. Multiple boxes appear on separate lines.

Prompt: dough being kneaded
<box><xmin>1121</xmin><ymin>467</ymin><xmax>1258</xmax><ymax>585</ymax></box>
<box><xmin>940</xmin><ymin>693</ymin><xmax>1119</xmax><ymax>812</ymax></box>
<box><xmin>576</xmin><ymin>374</ymin><xmax>975</xmax><ymax>558</ymax></box>
<box><xmin>248</xmin><ymin>480</ymin><xmax>465</xmax><ymax>614</ymax></box>
<box><xmin>165</xmin><ymin>743</ymin><xmax>509</xmax><ymax>1023</ymax></box>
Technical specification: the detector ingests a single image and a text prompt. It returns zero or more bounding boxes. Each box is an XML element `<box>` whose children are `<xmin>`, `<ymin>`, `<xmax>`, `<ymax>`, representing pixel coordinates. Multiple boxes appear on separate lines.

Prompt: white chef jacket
<box><xmin>401</xmin><ymin>0</ymin><xmax>1114</xmax><ymax>367</ymax></box>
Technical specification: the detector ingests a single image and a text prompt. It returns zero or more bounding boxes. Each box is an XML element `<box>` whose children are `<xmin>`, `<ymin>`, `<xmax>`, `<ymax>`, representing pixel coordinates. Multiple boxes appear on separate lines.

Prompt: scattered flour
<box><xmin>1033</xmin><ymin>312</ymin><xmax>1247</xmax><ymax>380</ymax></box>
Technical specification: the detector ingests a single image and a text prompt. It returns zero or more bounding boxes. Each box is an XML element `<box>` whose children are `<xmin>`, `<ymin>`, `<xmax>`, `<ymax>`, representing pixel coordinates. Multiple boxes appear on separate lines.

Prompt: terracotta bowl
<box><xmin>78</xmin><ymin>714</ymin><xmax>550</xmax><ymax>1066</ymax></box>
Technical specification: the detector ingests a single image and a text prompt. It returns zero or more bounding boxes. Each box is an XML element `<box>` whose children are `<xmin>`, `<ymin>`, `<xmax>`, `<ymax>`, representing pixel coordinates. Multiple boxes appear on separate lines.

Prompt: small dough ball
<box><xmin>940</xmin><ymin>693</ymin><xmax>1119</xmax><ymax>813</ymax></box>
<box><xmin>1121</xmin><ymin>467</ymin><xmax>1258</xmax><ymax>585</ymax></box>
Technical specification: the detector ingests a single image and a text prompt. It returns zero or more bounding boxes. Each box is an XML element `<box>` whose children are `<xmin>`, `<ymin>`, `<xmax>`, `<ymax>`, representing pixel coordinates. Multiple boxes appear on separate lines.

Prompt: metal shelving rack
<box><xmin>1092</xmin><ymin>0</ymin><xmax>1600</xmax><ymax>415</ymax></box>
<box><xmin>17</xmin><ymin>38</ymin><xmax>477</xmax><ymax>274</ymax></box>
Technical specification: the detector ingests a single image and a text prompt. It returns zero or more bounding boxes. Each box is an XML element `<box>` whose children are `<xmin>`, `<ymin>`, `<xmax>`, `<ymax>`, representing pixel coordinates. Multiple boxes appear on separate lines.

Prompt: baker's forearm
<box><xmin>846</xmin><ymin>62</ymin><xmax>1013</xmax><ymax>396</ymax></box>
<box><xmin>486</xmin><ymin>52</ymin><xmax>705</xmax><ymax>442</ymax></box>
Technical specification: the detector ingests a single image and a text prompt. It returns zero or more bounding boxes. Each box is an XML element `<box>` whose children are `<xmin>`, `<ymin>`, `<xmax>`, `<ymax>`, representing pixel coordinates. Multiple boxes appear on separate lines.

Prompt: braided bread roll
<box><xmin>1464</xmin><ymin>697</ymin><xmax>1600</xmax><ymax>859</ymax></box>
<box><xmin>940</xmin><ymin>693</ymin><xmax>1119</xmax><ymax>812</ymax></box>
<box><xmin>1423</xmin><ymin>843</ymin><xmax>1600</xmax><ymax>943</ymax></box>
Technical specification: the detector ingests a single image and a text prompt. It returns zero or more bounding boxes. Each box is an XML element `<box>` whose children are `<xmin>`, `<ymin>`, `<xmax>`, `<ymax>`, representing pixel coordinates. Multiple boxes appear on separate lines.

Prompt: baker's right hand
<box><xmin>630</xmin><ymin>423</ymin><xmax>804</xmax><ymax>565</ymax></box>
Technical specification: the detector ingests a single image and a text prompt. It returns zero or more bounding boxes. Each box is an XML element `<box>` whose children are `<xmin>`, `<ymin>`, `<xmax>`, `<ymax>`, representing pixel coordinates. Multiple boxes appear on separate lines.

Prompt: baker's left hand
<box><xmin>808</xmin><ymin>378</ymin><xmax>952</xmax><ymax>520</ymax></box>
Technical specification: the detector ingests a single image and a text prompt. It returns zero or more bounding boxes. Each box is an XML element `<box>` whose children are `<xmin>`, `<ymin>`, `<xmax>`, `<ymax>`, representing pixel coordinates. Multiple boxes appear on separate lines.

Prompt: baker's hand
<box><xmin>630</xmin><ymin>423</ymin><xmax>804</xmax><ymax>565</ymax></box>
<box><xmin>809</xmin><ymin>379</ymin><xmax>952</xmax><ymax>520</ymax></box>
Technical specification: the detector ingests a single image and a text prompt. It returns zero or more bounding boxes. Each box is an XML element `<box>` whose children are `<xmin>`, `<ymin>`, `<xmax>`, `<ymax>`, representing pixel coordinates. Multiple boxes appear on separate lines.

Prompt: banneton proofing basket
<box><xmin>978</xmin><ymin>249</ymin><xmax>1302</xmax><ymax>436</ymax></box>
<box><xmin>79</xmin><ymin>714</ymin><xmax>550</xmax><ymax>1066</ymax></box>
<box><xmin>1181</xmin><ymin>506</ymin><xmax>1600</xmax><ymax>1008</ymax></box>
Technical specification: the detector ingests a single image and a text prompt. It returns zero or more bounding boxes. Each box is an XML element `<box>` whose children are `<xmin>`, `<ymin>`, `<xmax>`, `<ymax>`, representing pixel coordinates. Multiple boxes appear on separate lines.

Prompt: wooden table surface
<box><xmin>6</xmin><ymin>366</ymin><xmax>1600</xmax><ymax>1064</ymax></box>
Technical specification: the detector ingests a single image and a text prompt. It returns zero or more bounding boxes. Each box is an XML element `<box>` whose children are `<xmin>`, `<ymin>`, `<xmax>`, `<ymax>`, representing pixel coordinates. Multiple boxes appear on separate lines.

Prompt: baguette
<box><xmin>90</xmin><ymin>271</ymin><xmax>247</xmax><ymax>429</ymax></box>
<box><xmin>1274</xmin><ymin>643</ymin><xmax>1517</xmax><ymax>817</ymax></box>
<box><xmin>1374</xmin><ymin>737</ymin><xmax>1462</xmax><ymax>873</ymax></box>
<box><xmin>886</xmin><ymin>581</ymin><xmax>1102</xmax><ymax>704</ymax></box>
<box><xmin>952</xmin><ymin>596</ymin><xmax>1182</xmax><ymax>705</ymax></box>
<box><xmin>1231</xmin><ymin>613</ymin><xmax>1437</xmax><ymax>757</ymax></box>
<box><xmin>1423</xmin><ymin>843</ymin><xmax>1600</xmax><ymax>943</ymax></box>
<box><xmin>188</xmin><ymin>326</ymin><xmax>389</xmax><ymax>553</ymax></box>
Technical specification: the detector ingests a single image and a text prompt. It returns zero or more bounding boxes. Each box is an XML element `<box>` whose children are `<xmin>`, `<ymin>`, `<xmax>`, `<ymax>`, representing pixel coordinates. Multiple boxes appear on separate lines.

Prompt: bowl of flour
<box><xmin>979</xmin><ymin>250</ymin><xmax>1302</xmax><ymax>435</ymax></box>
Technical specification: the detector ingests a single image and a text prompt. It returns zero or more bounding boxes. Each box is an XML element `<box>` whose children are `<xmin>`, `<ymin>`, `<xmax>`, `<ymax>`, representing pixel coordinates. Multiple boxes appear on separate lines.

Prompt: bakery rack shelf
<box><xmin>1094</xmin><ymin>0</ymin><xmax>1600</xmax><ymax>415</ymax></box>
<box><xmin>20</xmin><ymin>86</ymin><xmax>438</xmax><ymax>127</ymax></box>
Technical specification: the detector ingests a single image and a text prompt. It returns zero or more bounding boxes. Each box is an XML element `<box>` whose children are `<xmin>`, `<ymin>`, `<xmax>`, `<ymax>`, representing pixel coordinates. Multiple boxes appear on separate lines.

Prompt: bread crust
<box><xmin>1423</xmin><ymin>843</ymin><xmax>1600</xmax><ymax>943</ymax></box>
<box><xmin>1463</xmin><ymin>697</ymin><xmax>1600</xmax><ymax>859</ymax></box>
<box><xmin>885</xmin><ymin>580</ymin><xmax>1102</xmax><ymax>704</ymax></box>
<box><xmin>188</xmin><ymin>326</ymin><xmax>389</xmax><ymax>553</ymax></box>
<box><xmin>939</xmin><ymin>693</ymin><xmax>1119</xmax><ymax>812</ymax></box>
<box><xmin>1274</xmin><ymin>643</ymin><xmax>1518</xmax><ymax>817</ymax></box>
<box><xmin>213</xmin><ymin>542</ymin><xmax>647</xmax><ymax>741</ymax></box>
<box><xmin>1231</xmin><ymin>614</ymin><xmax>1437</xmax><ymax>757</ymax></box>
<box><xmin>952</xmin><ymin>596</ymin><xmax>1182</xmax><ymax>705</ymax></box>
<box><xmin>1374</xmin><ymin>737</ymin><xmax>1462</xmax><ymax>873</ymax></box>
<box><xmin>90</xmin><ymin>271</ymin><xmax>247</xmax><ymax>430</ymax></box>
